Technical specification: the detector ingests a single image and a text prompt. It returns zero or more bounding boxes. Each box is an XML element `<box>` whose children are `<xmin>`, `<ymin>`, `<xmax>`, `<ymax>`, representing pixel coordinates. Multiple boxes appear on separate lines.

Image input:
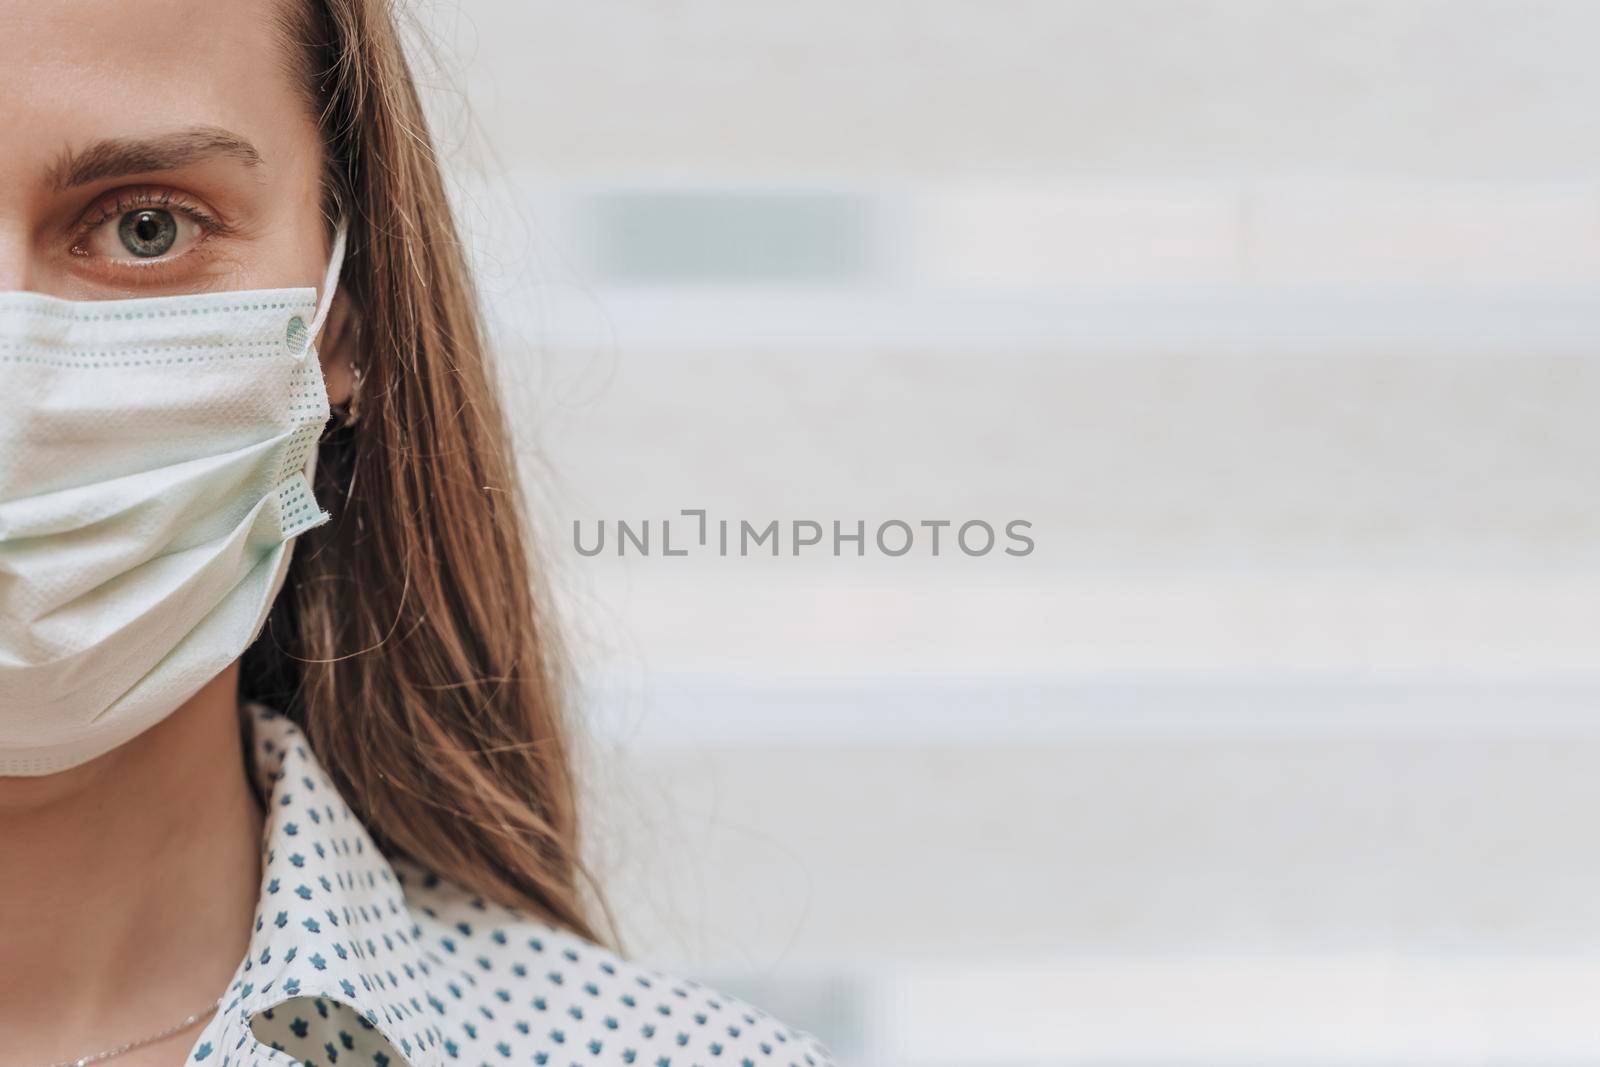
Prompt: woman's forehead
<box><xmin>4</xmin><ymin>0</ymin><xmax>310</xmax><ymax>183</ymax></box>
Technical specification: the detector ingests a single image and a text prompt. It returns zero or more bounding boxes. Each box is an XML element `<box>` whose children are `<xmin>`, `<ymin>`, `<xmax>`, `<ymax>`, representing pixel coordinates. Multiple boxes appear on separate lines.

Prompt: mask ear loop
<box><xmin>306</xmin><ymin>220</ymin><xmax>349</xmax><ymax>351</ymax></box>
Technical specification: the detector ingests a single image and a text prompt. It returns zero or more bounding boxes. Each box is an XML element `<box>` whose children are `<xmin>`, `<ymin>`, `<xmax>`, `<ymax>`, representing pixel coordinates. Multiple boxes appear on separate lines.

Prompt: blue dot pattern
<box><xmin>185</xmin><ymin>702</ymin><xmax>836</xmax><ymax>1067</ymax></box>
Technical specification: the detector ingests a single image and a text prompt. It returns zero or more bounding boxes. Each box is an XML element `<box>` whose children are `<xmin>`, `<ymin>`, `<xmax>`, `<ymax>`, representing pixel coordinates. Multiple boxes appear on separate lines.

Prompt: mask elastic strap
<box><xmin>306</xmin><ymin>220</ymin><xmax>349</xmax><ymax>350</ymax></box>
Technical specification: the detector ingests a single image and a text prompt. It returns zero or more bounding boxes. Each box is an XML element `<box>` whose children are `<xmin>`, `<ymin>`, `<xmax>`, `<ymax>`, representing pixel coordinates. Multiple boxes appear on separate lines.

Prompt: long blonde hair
<box><xmin>244</xmin><ymin>0</ymin><xmax>602</xmax><ymax>942</ymax></box>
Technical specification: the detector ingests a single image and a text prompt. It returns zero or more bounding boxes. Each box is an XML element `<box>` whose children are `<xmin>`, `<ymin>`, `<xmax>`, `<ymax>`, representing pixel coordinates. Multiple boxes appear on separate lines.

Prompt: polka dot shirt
<box><xmin>180</xmin><ymin>702</ymin><xmax>835</xmax><ymax>1067</ymax></box>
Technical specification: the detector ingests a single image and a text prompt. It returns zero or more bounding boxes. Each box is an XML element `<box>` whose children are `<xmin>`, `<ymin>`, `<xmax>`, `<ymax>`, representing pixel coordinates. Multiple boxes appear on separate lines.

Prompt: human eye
<box><xmin>69</xmin><ymin>186</ymin><xmax>231</xmax><ymax>272</ymax></box>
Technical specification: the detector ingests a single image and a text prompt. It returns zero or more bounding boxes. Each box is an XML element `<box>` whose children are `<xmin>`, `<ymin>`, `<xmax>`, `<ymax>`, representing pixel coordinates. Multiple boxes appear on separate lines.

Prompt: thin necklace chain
<box><xmin>30</xmin><ymin>1000</ymin><xmax>220</xmax><ymax>1067</ymax></box>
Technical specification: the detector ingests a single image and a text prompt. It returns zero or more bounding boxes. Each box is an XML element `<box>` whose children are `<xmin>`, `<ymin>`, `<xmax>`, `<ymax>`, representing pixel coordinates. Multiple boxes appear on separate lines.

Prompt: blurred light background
<box><xmin>412</xmin><ymin>2</ymin><xmax>1600</xmax><ymax>1063</ymax></box>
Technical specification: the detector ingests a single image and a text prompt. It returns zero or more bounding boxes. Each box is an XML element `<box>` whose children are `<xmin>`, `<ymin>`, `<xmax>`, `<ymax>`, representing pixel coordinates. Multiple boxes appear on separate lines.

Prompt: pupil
<box><xmin>134</xmin><ymin>214</ymin><xmax>161</xmax><ymax>241</ymax></box>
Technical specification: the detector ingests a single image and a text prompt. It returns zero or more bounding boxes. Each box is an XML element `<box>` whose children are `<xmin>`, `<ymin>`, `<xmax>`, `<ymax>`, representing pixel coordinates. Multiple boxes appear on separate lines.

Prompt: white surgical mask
<box><xmin>0</xmin><ymin>226</ymin><xmax>348</xmax><ymax>776</ymax></box>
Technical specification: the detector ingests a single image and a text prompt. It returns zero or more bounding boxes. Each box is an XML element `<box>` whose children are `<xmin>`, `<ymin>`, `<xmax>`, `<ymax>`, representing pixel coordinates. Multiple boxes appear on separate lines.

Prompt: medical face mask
<box><xmin>0</xmin><ymin>227</ymin><xmax>348</xmax><ymax>776</ymax></box>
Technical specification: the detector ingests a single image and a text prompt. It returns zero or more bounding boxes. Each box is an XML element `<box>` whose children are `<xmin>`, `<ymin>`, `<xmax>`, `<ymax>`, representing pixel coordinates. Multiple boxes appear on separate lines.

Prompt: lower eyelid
<box><xmin>69</xmin><ymin>248</ymin><xmax>231</xmax><ymax>296</ymax></box>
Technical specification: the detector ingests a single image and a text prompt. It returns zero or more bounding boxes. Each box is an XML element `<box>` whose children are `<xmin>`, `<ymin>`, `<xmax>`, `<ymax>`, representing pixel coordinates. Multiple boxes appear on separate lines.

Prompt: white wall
<box><xmin>414</xmin><ymin>3</ymin><xmax>1600</xmax><ymax>1062</ymax></box>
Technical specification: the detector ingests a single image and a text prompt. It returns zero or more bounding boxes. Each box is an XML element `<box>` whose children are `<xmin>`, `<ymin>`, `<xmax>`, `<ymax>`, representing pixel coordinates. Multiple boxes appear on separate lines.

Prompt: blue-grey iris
<box><xmin>118</xmin><ymin>209</ymin><xmax>178</xmax><ymax>258</ymax></box>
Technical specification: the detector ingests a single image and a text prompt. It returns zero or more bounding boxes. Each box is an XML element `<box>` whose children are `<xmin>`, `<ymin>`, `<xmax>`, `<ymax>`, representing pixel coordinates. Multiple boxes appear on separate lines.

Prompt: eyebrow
<box><xmin>50</xmin><ymin>126</ymin><xmax>262</xmax><ymax>192</ymax></box>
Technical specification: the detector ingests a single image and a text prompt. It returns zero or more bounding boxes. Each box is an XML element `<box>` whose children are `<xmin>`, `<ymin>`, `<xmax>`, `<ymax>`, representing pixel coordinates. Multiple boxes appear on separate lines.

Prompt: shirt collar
<box><xmin>206</xmin><ymin>701</ymin><xmax>448</xmax><ymax>1067</ymax></box>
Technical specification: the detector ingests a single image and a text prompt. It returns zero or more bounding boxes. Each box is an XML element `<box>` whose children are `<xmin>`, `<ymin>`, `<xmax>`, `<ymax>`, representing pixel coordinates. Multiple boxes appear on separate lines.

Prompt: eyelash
<box><xmin>69</xmin><ymin>186</ymin><xmax>232</xmax><ymax>261</ymax></box>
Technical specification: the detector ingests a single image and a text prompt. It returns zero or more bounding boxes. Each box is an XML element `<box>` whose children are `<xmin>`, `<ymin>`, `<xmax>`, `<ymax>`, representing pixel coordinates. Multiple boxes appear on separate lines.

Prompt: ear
<box><xmin>316</xmin><ymin>291</ymin><xmax>360</xmax><ymax>408</ymax></box>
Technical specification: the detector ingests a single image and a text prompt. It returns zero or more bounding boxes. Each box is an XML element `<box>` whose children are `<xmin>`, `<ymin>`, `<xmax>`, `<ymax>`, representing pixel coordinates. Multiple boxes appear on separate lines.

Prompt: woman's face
<box><xmin>6</xmin><ymin>0</ymin><xmax>352</xmax><ymax>396</ymax></box>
